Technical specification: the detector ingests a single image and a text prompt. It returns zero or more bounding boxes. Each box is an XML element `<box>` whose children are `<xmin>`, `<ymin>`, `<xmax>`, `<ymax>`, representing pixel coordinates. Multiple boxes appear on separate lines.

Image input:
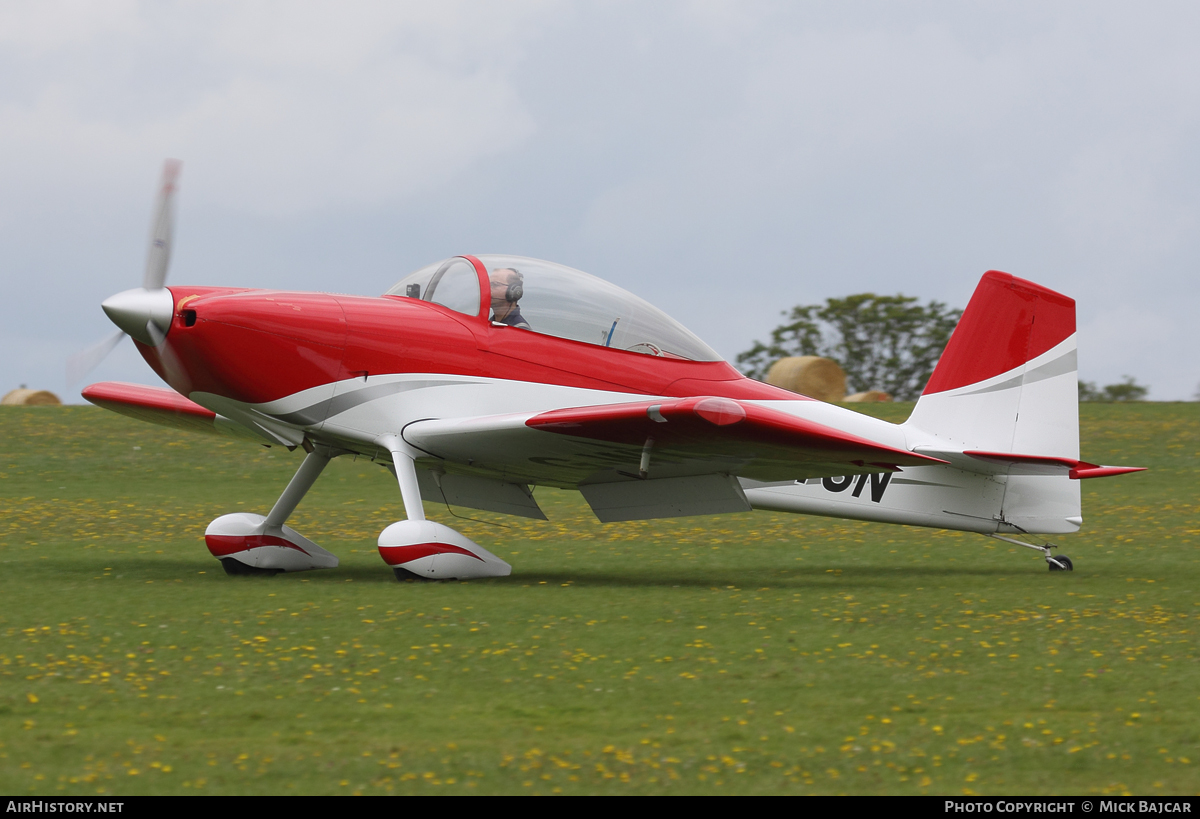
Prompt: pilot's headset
<box><xmin>500</xmin><ymin>268</ymin><xmax>523</xmax><ymax>303</ymax></box>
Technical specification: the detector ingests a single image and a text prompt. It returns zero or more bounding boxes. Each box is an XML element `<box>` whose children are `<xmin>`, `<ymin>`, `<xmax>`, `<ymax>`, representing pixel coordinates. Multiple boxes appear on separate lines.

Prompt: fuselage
<box><xmin>148</xmin><ymin>286</ymin><xmax>803</xmax><ymax>405</ymax></box>
<box><xmin>133</xmin><ymin>277</ymin><xmax>913</xmax><ymax>478</ymax></box>
<box><xmin>87</xmin><ymin>167</ymin><xmax>1108</xmax><ymax>576</ymax></box>
<box><xmin>103</xmin><ymin>255</ymin><xmax>1099</xmax><ymax>541</ymax></box>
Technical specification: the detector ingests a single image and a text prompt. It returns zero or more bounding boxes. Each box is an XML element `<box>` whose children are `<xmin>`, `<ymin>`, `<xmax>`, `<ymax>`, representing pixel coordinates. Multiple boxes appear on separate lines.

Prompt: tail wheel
<box><xmin>1047</xmin><ymin>554</ymin><xmax>1073</xmax><ymax>572</ymax></box>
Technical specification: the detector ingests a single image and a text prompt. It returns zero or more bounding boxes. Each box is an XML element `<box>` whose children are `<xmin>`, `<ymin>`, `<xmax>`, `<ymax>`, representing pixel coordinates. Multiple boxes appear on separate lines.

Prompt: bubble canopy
<box><xmin>385</xmin><ymin>255</ymin><xmax>723</xmax><ymax>362</ymax></box>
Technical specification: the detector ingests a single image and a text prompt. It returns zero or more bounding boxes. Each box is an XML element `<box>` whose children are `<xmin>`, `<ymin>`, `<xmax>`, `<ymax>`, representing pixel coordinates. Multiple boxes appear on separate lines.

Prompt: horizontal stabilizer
<box><xmin>914</xmin><ymin>447</ymin><xmax>1145</xmax><ymax>480</ymax></box>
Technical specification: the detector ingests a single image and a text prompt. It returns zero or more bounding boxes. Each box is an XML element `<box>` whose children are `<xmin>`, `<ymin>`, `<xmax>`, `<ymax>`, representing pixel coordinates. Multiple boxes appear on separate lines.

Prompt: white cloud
<box><xmin>1077</xmin><ymin>309</ymin><xmax>1194</xmax><ymax>401</ymax></box>
<box><xmin>5</xmin><ymin>1</ymin><xmax>1200</xmax><ymax>398</ymax></box>
<box><xmin>0</xmin><ymin>1</ymin><xmax>143</xmax><ymax>52</ymax></box>
<box><xmin>0</xmin><ymin>1</ymin><xmax>554</xmax><ymax>216</ymax></box>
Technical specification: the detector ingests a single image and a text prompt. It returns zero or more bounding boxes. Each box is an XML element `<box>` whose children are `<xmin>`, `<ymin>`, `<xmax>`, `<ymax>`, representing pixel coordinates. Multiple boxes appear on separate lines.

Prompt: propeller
<box><xmin>144</xmin><ymin>159</ymin><xmax>179</xmax><ymax>291</ymax></box>
<box><xmin>66</xmin><ymin>329</ymin><xmax>126</xmax><ymax>387</ymax></box>
<box><xmin>145</xmin><ymin>315</ymin><xmax>191</xmax><ymax>394</ymax></box>
<box><xmin>68</xmin><ymin>160</ymin><xmax>187</xmax><ymax>391</ymax></box>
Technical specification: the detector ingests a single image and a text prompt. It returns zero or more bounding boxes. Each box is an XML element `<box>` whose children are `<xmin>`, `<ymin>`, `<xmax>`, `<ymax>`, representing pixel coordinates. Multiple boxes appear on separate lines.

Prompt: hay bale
<box><xmin>843</xmin><ymin>390</ymin><xmax>891</xmax><ymax>403</ymax></box>
<box><xmin>764</xmin><ymin>356</ymin><xmax>846</xmax><ymax>402</ymax></box>
<box><xmin>1</xmin><ymin>388</ymin><xmax>62</xmax><ymax>406</ymax></box>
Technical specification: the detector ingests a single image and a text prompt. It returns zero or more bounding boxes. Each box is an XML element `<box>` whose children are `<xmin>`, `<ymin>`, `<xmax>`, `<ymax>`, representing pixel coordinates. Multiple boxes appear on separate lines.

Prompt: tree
<box><xmin>1078</xmin><ymin>376</ymin><xmax>1149</xmax><ymax>402</ymax></box>
<box><xmin>736</xmin><ymin>294</ymin><xmax>961</xmax><ymax>401</ymax></box>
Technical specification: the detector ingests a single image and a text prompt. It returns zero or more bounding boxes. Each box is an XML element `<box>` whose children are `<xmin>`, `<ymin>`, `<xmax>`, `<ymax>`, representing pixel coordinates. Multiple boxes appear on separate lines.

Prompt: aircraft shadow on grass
<box><xmin>64</xmin><ymin>558</ymin><xmax>1047</xmax><ymax>590</ymax></box>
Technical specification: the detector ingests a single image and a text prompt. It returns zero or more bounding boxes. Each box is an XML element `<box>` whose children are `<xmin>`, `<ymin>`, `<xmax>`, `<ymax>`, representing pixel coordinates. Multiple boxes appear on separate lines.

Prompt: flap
<box><xmin>414</xmin><ymin>468</ymin><xmax>547</xmax><ymax>520</ymax></box>
<box><xmin>580</xmin><ymin>473</ymin><xmax>751</xmax><ymax>522</ymax></box>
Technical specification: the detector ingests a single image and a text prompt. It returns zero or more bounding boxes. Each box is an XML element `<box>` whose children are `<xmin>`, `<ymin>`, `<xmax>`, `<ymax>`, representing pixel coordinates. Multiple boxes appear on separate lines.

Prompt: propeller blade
<box><xmin>145</xmin><ymin>320</ymin><xmax>191</xmax><ymax>395</ymax></box>
<box><xmin>143</xmin><ymin>159</ymin><xmax>182</xmax><ymax>291</ymax></box>
<box><xmin>66</xmin><ymin>329</ymin><xmax>127</xmax><ymax>386</ymax></box>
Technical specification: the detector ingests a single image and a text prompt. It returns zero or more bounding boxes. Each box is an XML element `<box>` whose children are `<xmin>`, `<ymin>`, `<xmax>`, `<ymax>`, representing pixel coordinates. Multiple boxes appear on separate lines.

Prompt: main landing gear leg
<box><xmin>375</xmin><ymin>435</ymin><xmax>511</xmax><ymax>581</ymax></box>
<box><xmin>987</xmin><ymin>533</ymin><xmax>1073</xmax><ymax>572</ymax></box>
<box><xmin>205</xmin><ymin>446</ymin><xmax>340</xmax><ymax>575</ymax></box>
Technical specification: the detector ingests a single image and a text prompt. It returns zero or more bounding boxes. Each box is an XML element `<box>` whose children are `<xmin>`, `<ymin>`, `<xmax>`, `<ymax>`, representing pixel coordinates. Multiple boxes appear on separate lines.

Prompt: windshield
<box><xmin>387</xmin><ymin>255</ymin><xmax>722</xmax><ymax>362</ymax></box>
<box><xmin>384</xmin><ymin>257</ymin><xmax>481</xmax><ymax>317</ymax></box>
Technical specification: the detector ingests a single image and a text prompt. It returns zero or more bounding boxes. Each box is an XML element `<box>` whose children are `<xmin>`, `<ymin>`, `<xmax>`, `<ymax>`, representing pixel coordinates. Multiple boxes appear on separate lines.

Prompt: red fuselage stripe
<box><xmin>144</xmin><ymin>286</ymin><xmax>806</xmax><ymax>405</ymax></box>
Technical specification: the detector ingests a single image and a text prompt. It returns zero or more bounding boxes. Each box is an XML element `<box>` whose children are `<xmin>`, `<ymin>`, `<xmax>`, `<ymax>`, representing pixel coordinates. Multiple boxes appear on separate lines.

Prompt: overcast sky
<box><xmin>3</xmin><ymin>1</ymin><xmax>1198</xmax><ymax>401</ymax></box>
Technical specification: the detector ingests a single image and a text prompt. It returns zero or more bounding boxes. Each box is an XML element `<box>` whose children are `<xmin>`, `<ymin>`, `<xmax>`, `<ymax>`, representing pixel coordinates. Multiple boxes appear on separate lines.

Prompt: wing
<box><xmin>402</xmin><ymin>396</ymin><xmax>946</xmax><ymax>522</ymax></box>
<box><xmin>81</xmin><ymin>381</ymin><xmax>285</xmax><ymax>446</ymax></box>
<box><xmin>82</xmin><ymin>382</ymin><xmax>221</xmax><ymax>435</ymax></box>
<box><xmin>403</xmin><ymin>396</ymin><xmax>943</xmax><ymax>486</ymax></box>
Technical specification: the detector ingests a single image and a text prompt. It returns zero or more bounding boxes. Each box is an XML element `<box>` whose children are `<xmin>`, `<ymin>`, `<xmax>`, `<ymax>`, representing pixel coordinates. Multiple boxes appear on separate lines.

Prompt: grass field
<box><xmin>0</xmin><ymin>402</ymin><xmax>1196</xmax><ymax>795</ymax></box>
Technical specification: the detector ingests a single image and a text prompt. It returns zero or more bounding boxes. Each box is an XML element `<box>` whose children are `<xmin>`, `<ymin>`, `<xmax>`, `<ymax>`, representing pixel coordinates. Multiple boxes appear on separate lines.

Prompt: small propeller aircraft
<box><xmin>75</xmin><ymin>162</ymin><xmax>1143</xmax><ymax>580</ymax></box>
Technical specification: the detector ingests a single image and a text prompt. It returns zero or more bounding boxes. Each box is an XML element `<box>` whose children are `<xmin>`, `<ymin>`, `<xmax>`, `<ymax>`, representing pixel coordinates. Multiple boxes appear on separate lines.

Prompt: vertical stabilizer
<box><xmin>905</xmin><ymin>271</ymin><xmax>1078</xmax><ymax>460</ymax></box>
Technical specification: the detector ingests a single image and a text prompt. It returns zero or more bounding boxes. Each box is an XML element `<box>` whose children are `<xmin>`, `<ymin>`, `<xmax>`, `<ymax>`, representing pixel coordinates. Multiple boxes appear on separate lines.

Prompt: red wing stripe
<box><xmin>528</xmin><ymin>397</ymin><xmax>946</xmax><ymax>468</ymax></box>
<box><xmin>82</xmin><ymin>381</ymin><xmax>215</xmax><ymax>417</ymax></box>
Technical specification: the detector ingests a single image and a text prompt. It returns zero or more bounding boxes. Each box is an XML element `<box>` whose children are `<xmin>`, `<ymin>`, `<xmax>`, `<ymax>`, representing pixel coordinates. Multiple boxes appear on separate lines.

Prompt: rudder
<box><xmin>905</xmin><ymin>270</ymin><xmax>1078</xmax><ymax>460</ymax></box>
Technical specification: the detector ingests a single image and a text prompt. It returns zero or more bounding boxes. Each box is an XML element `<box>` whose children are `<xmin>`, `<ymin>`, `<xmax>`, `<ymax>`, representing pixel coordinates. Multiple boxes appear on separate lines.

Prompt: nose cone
<box><xmin>101</xmin><ymin>288</ymin><xmax>175</xmax><ymax>345</ymax></box>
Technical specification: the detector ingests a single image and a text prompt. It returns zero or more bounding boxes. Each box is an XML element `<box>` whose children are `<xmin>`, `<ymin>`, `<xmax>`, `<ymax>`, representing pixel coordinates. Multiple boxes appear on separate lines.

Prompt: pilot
<box><xmin>489</xmin><ymin>267</ymin><xmax>531</xmax><ymax>329</ymax></box>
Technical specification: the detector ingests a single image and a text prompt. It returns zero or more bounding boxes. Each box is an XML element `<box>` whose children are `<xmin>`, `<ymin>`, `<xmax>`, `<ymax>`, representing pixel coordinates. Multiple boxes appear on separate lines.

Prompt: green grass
<box><xmin>0</xmin><ymin>402</ymin><xmax>1196</xmax><ymax>795</ymax></box>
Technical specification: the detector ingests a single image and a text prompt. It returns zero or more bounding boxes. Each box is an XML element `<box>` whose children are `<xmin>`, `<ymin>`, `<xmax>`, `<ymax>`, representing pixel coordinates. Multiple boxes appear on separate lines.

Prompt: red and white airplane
<box><xmin>77</xmin><ymin>162</ymin><xmax>1143</xmax><ymax>580</ymax></box>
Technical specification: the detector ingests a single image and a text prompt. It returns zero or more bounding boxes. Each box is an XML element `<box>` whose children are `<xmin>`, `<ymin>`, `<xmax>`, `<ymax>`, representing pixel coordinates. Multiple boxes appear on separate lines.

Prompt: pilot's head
<box><xmin>490</xmin><ymin>268</ymin><xmax>523</xmax><ymax>316</ymax></box>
